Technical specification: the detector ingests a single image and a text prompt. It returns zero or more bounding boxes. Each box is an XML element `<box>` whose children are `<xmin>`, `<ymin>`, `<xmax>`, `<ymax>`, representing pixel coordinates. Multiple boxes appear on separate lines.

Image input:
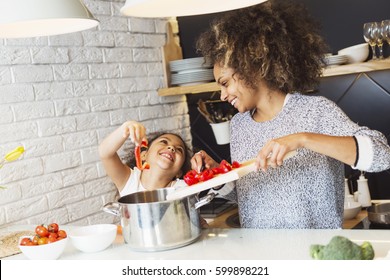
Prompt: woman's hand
<box><xmin>256</xmin><ymin>133</ymin><xmax>303</xmax><ymax>171</ymax></box>
<box><xmin>121</xmin><ymin>121</ymin><xmax>147</xmax><ymax>146</ymax></box>
<box><xmin>190</xmin><ymin>150</ymin><xmax>219</xmax><ymax>173</ymax></box>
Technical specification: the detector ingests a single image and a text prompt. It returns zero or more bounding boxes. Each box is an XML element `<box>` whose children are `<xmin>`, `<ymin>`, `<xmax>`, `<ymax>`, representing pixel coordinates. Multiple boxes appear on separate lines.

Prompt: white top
<box><xmin>119</xmin><ymin>167</ymin><xmax>187</xmax><ymax>197</ymax></box>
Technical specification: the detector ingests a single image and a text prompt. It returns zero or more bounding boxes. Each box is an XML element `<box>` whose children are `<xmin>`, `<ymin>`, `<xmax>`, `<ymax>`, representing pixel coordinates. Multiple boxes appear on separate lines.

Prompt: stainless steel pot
<box><xmin>103</xmin><ymin>188</ymin><xmax>214</xmax><ymax>252</ymax></box>
<box><xmin>367</xmin><ymin>202</ymin><xmax>390</xmax><ymax>225</ymax></box>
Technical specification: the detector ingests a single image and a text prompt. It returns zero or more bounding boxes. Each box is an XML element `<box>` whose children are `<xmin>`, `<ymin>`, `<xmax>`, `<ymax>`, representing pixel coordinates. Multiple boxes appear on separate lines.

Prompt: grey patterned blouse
<box><xmin>224</xmin><ymin>93</ymin><xmax>390</xmax><ymax>229</ymax></box>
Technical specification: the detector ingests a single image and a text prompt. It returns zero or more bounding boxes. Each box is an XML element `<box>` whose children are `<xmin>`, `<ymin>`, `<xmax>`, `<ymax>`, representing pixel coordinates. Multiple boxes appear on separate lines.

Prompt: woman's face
<box><xmin>213</xmin><ymin>64</ymin><xmax>259</xmax><ymax>113</ymax></box>
<box><xmin>145</xmin><ymin>134</ymin><xmax>186</xmax><ymax>177</ymax></box>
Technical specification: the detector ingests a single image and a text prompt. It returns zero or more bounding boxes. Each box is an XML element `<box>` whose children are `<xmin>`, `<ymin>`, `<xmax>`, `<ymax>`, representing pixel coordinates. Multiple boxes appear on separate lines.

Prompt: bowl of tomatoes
<box><xmin>18</xmin><ymin>223</ymin><xmax>68</xmax><ymax>260</ymax></box>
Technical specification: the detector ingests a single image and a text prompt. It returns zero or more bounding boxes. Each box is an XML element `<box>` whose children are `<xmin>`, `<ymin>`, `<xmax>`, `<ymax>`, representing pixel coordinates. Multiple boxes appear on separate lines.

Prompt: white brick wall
<box><xmin>0</xmin><ymin>0</ymin><xmax>190</xmax><ymax>229</ymax></box>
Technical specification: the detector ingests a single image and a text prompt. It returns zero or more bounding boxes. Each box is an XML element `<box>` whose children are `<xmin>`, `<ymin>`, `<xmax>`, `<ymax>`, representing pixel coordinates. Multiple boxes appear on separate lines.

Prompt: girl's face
<box><xmin>145</xmin><ymin>134</ymin><xmax>186</xmax><ymax>177</ymax></box>
<box><xmin>213</xmin><ymin>64</ymin><xmax>259</xmax><ymax>113</ymax></box>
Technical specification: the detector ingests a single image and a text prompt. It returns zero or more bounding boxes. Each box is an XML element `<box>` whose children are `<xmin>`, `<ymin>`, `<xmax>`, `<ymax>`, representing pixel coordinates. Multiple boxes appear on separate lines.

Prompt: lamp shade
<box><xmin>121</xmin><ymin>0</ymin><xmax>268</xmax><ymax>18</ymax></box>
<box><xmin>0</xmin><ymin>0</ymin><xmax>99</xmax><ymax>38</ymax></box>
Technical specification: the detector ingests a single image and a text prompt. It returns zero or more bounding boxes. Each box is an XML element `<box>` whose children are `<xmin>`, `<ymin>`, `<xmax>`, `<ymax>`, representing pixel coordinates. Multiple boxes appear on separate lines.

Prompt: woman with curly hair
<box><xmin>191</xmin><ymin>0</ymin><xmax>390</xmax><ymax>229</ymax></box>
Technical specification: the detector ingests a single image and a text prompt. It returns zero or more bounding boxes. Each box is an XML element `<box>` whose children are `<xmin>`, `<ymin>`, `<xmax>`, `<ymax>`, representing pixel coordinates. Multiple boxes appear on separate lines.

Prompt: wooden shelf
<box><xmin>158</xmin><ymin>82</ymin><xmax>219</xmax><ymax>96</ymax></box>
<box><xmin>158</xmin><ymin>60</ymin><xmax>390</xmax><ymax>96</ymax></box>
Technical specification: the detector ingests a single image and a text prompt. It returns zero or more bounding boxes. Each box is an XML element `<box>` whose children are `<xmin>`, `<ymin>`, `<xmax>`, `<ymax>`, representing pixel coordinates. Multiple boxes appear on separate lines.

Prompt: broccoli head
<box><xmin>310</xmin><ymin>235</ymin><xmax>375</xmax><ymax>260</ymax></box>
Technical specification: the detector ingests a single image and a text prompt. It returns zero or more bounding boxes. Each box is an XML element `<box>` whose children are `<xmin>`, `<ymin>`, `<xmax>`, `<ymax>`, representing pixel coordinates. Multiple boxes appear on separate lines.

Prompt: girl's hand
<box><xmin>256</xmin><ymin>133</ymin><xmax>303</xmax><ymax>171</ymax></box>
<box><xmin>122</xmin><ymin>121</ymin><xmax>147</xmax><ymax>146</ymax></box>
<box><xmin>190</xmin><ymin>150</ymin><xmax>219</xmax><ymax>173</ymax></box>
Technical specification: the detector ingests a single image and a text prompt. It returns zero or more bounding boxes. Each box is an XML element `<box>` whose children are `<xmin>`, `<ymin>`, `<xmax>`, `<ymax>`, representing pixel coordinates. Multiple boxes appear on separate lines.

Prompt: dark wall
<box><xmin>177</xmin><ymin>0</ymin><xmax>390</xmax><ymax>58</ymax></box>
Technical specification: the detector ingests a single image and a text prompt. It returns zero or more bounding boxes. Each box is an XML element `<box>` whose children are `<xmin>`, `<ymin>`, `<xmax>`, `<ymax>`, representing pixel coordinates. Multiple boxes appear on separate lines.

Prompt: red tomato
<box><xmin>219</xmin><ymin>160</ymin><xmax>232</xmax><ymax>173</ymax></box>
<box><xmin>231</xmin><ymin>161</ymin><xmax>241</xmax><ymax>168</ymax></box>
<box><xmin>48</xmin><ymin>223</ymin><xmax>59</xmax><ymax>233</ymax></box>
<box><xmin>32</xmin><ymin>235</ymin><xmax>40</xmax><ymax>245</ymax></box>
<box><xmin>184</xmin><ymin>174</ymin><xmax>199</xmax><ymax>186</ymax></box>
<box><xmin>211</xmin><ymin>167</ymin><xmax>223</xmax><ymax>175</ymax></box>
<box><xmin>38</xmin><ymin>237</ymin><xmax>48</xmax><ymax>245</ymax></box>
<box><xmin>57</xmin><ymin>230</ymin><xmax>67</xmax><ymax>239</ymax></box>
<box><xmin>35</xmin><ymin>225</ymin><xmax>49</xmax><ymax>238</ymax></box>
<box><xmin>20</xmin><ymin>237</ymin><xmax>32</xmax><ymax>246</ymax></box>
<box><xmin>199</xmin><ymin>169</ymin><xmax>214</xmax><ymax>182</ymax></box>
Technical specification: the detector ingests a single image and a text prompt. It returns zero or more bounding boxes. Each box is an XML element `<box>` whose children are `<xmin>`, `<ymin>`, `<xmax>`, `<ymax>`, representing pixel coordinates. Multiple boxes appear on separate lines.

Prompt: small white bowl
<box><xmin>18</xmin><ymin>236</ymin><xmax>68</xmax><ymax>260</ymax></box>
<box><xmin>68</xmin><ymin>224</ymin><xmax>117</xmax><ymax>253</ymax></box>
<box><xmin>338</xmin><ymin>43</ymin><xmax>369</xmax><ymax>64</ymax></box>
<box><xmin>343</xmin><ymin>201</ymin><xmax>362</xmax><ymax>220</ymax></box>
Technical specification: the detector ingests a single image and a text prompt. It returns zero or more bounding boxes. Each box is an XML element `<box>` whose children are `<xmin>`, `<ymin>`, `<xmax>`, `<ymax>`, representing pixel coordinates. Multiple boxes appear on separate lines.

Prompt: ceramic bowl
<box><xmin>338</xmin><ymin>43</ymin><xmax>369</xmax><ymax>64</ymax></box>
<box><xmin>68</xmin><ymin>224</ymin><xmax>117</xmax><ymax>253</ymax></box>
<box><xmin>18</xmin><ymin>236</ymin><xmax>68</xmax><ymax>260</ymax></box>
<box><xmin>343</xmin><ymin>201</ymin><xmax>362</xmax><ymax>220</ymax></box>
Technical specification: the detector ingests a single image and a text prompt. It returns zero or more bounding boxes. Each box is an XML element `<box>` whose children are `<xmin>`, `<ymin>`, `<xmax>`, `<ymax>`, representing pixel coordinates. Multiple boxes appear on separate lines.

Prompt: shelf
<box><xmin>158</xmin><ymin>82</ymin><xmax>219</xmax><ymax>96</ymax></box>
<box><xmin>158</xmin><ymin>60</ymin><xmax>390</xmax><ymax>96</ymax></box>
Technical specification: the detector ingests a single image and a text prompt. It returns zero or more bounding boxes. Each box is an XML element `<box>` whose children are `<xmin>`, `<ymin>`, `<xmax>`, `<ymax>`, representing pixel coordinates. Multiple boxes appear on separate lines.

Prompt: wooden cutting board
<box><xmin>161</xmin><ymin>21</ymin><xmax>183</xmax><ymax>88</ymax></box>
<box><xmin>166</xmin><ymin>151</ymin><xmax>297</xmax><ymax>201</ymax></box>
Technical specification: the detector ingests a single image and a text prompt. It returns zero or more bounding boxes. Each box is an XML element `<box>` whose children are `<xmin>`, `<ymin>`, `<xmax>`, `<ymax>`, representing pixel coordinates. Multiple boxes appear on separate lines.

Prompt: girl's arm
<box><xmin>98</xmin><ymin>121</ymin><xmax>146</xmax><ymax>191</ymax></box>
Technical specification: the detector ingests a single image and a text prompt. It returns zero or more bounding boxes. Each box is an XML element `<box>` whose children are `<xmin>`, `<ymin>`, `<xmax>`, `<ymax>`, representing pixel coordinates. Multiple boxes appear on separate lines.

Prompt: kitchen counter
<box><xmin>205</xmin><ymin>200</ymin><xmax>390</xmax><ymax>229</ymax></box>
<box><xmin>3</xmin><ymin>227</ymin><xmax>390</xmax><ymax>260</ymax></box>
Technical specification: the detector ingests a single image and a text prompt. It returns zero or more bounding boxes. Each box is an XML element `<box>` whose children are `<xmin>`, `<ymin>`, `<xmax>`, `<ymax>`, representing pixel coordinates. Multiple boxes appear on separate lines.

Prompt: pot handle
<box><xmin>103</xmin><ymin>202</ymin><xmax>121</xmax><ymax>216</ymax></box>
<box><xmin>195</xmin><ymin>193</ymin><xmax>215</xmax><ymax>209</ymax></box>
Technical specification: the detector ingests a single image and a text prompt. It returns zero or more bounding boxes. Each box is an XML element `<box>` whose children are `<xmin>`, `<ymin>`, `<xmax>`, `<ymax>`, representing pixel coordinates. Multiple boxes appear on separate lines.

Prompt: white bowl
<box><xmin>338</xmin><ymin>43</ymin><xmax>369</xmax><ymax>64</ymax></box>
<box><xmin>18</xmin><ymin>236</ymin><xmax>68</xmax><ymax>260</ymax></box>
<box><xmin>343</xmin><ymin>201</ymin><xmax>362</xmax><ymax>220</ymax></box>
<box><xmin>68</xmin><ymin>224</ymin><xmax>117</xmax><ymax>253</ymax></box>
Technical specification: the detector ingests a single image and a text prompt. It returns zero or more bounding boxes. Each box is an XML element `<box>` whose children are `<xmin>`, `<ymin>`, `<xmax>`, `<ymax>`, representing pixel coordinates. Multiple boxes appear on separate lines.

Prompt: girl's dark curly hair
<box><xmin>127</xmin><ymin>132</ymin><xmax>192</xmax><ymax>179</ymax></box>
<box><xmin>196</xmin><ymin>0</ymin><xmax>329</xmax><ymax>94</ymax></box>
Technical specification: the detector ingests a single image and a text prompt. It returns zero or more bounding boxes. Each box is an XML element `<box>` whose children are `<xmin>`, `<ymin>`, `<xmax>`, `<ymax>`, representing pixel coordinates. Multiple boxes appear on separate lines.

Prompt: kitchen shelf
<box><xmin>158</xmin><ymin>82</ymin><xmax>219</xmax><ymax>96</ymax></box>
<box><xmin>157</xmin><ymin>60</ymin><xmax>390</xmax><ymax>96</ymax></box>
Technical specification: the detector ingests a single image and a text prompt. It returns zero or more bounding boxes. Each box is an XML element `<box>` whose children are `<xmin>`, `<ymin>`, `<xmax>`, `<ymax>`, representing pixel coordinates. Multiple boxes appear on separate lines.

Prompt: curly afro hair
<box><xmin>196</xmin><ymin>0</ymin><xmax>329</xmax><ymax>94</ymax></box>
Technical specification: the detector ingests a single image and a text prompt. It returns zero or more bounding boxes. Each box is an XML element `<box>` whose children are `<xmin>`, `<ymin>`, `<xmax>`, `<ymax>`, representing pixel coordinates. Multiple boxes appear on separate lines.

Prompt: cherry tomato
<box><xmin>231</xmin><ymin>161</ymin><xmax>241</xmax><ymax>168</ymax></box>
<box><xmin>48</xmin><ymin>235</ymin><xmax>58</xmax><ymax>243</ymax></box>
<box><xmin>48</xmin><ymin>223</ymin><xmax>59</xmax><ymax>233</ymax></box>
<box><xmin>57</xmin><ymin>230</ymin><xmax>67</xmax><ymax>239</ymax></box>
<box><xmin>32</xmin><ymin>235</ymin><xmax>40</xmax><ymax>245</ymax></box>
<box><xmin>20</xmin><ymin>237</ymin><xmax>32</xmax><ymax>246</ymax></box>
<box><xmin>35</xmin><ymin>225</ymin><xmax>49</xmax><ymax>238</ymax></box>
<box><xmin>38</xmin><ymin>237</ymin><xmax>48</xmax><ymax>245</ymax></box>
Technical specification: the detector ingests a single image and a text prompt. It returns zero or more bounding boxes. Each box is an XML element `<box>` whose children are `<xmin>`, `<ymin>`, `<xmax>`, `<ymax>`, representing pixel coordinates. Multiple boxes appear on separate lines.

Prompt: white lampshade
<box><xmin>0</xmin><ymin>0</ymin><xmax>99</xmax><ymax>38</ymax></box>
<box><xmin>121</xmin><ymin>0</ymin><xmax>268</xmax><ymax>18</ymax></box>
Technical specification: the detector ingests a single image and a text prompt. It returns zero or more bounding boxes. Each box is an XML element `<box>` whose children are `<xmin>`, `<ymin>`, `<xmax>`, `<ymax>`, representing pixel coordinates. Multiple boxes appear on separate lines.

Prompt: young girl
<box><xmin>98</xmin><ymin>120</ymin><xmax>191</xmax><ymax>197</ymax></box>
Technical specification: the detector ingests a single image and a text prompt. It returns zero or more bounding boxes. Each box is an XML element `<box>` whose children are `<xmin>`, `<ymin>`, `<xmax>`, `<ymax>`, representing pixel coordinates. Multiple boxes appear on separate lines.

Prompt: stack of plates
<box><xmin>169</xmin><ymin>57</ymin><xmax>214</xmax><ymax>86</ymax></box>
<box><xmin>324</xmin><ymin>54</ymin><xmax>348</xmax><ymax>66</ymax></box>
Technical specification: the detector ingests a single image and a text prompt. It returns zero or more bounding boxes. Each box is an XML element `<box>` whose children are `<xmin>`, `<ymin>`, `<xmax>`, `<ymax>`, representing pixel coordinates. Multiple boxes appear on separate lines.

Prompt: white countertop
<box><xmin>4</xmin><ymin>228</ymin><xmax>390</xmax><ymax>260</ymax></box>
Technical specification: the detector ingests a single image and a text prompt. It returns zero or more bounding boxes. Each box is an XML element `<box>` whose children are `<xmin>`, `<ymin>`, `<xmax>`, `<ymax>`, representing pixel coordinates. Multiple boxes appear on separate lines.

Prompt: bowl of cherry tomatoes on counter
<box><xmin>18</xmin><ymin>223</ymin><xmax>68</xmax><ymax>260</ymax></box>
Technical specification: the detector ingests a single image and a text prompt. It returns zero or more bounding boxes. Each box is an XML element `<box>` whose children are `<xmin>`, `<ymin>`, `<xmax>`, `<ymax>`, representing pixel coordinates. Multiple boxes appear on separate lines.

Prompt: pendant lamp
<box><xmin>121</xmin><ymin>0</ymin><xmax>268</xmax><ymax>18</ymax></box>
<box><xmin>0</xmin><ymin>0</ymin><xmax>99</xmax><ymax>38</ymax></box>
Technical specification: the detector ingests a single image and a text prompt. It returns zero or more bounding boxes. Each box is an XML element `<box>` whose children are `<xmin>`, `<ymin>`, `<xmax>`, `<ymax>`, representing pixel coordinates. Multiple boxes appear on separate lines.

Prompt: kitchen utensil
<box><xmin>103</xmin><ymin>188</ymin><xmax>213</xmax><ymax>251</ymax></box>
<box><xmin>68</xmin><ymin>224</ymin><xmax>117</xmax><ymax>253</ymax></box>
<box><xmin>161</xmin><ymin>21</ymin><xmax>182</xmax><ymax>87</ymax></box>
<box><xmin>357</xmin><ymin>172</ymin><xmax>371</xmax><ymax>207</ymax></box>
<box><xmin>18</xmin><ymin>235</ymin><xmax>68</xmax><ymax>260</ymax></box>
<box><xmin>210</xmin><ymin>121</ymin><xmax>230</xmax><ymax>145</ymax></box>
<box><xmin>197</xmin><ymin>99</ymin><xmax>215</xmax><ymax>123</ymax></box>
<box><xmin>197</xmin><ymin>107</ymin><xmax>213</xmax><ymax>123</ymax></box>
<box><xmin>338</xmin><ymin>43</ymin><xmax>369</xmax><ymax>63</ymax></box>
<box><xmin>166</xmin><ymin>150</ymin><xmax>298</xmax><ymax>201</ymax></box>
<box><xmin>343</xmin><ymin>201</ymin><xmax>362</xmax><ymax>220</ymax></box>
<box><xmin>367</xmin><ymin>202</ymin><xmax>390</xmax><ymax>225</ymax></box>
